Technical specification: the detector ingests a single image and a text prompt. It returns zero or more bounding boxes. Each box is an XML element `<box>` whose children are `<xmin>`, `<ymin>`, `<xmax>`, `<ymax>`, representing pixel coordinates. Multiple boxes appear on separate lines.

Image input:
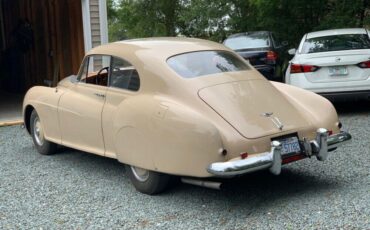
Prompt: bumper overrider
<box><xmin>207</xmin><ymin>128</ymin><xmax>352</xmax><ymax>177</ymax></box>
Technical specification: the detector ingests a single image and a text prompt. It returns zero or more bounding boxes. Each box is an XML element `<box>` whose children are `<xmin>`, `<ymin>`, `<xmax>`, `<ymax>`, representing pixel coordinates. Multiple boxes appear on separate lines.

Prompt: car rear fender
<box><xmin>271</xmin><ymin>82</ymin><xmax>340</xmax><ymax>134</ymax></box>
<box><xmin>113</xmin><ymin>96</ymin><xmax>225</xmax><ymax>177</ymax></box>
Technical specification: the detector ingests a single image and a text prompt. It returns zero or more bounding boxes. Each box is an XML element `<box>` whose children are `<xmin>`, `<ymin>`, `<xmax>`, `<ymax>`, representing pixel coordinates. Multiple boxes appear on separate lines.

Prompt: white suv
<box><xmin>285</xmin><ymin>28</ymin><xmax>370</xmax><ymax>100</ymax></box>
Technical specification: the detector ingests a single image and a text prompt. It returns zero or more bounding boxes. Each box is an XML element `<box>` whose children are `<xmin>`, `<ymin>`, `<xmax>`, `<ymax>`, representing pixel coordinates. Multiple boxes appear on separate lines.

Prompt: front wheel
<box><xmin>30</xmin><ymin>110</ymin><xmax>57</xmax><ymax>155</ymax></box>
<box><xmin>125</xmin><ymin>165</ymin><xmax>171</xmax><ymax>195</ymax></box>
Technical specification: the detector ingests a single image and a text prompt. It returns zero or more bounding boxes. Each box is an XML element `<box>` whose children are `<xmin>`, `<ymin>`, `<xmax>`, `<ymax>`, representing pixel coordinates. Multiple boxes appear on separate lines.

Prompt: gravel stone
<box><xmin>0</xmin><ymin>101</ymin><xmax>369</xmax><ymax>229</ymax></box>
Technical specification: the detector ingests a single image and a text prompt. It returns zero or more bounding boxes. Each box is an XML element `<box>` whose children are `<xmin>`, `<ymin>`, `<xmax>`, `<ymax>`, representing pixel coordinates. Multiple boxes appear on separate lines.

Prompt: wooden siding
<box><xmin>89</xmin><ymin>0</ymin><xmax>101</xmax><ymax>48</ymax></box>
<box><xmin>89</xmin><ymin>0</ymin><xmax>102</xmax><ymax>69</ymax></box>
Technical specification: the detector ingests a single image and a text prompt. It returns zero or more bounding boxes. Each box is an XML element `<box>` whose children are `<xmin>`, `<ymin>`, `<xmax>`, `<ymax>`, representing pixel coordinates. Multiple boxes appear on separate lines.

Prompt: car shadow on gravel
<box><xmin>49</xmin><ymin>147</ymin><xmax>126</xmax><ymax>179</ymax></box>
<box><xmin>220</xmin><ymin>169</ymin><xmax>339</xmax><ymax>194</ymax></box>
<box><xmin>333</xmin><ymin>100</ymin><xmax>370</xmax><ymax>114</ymax></box>
<box><xmin>47</xmin><ymin>147</ymin><xmax>342</xmax><ymax>210</ymax></box>
<box><xmin>170</xmin><ymin>168</ymin><xmax>343</xmax><ymax>215</ymax></box>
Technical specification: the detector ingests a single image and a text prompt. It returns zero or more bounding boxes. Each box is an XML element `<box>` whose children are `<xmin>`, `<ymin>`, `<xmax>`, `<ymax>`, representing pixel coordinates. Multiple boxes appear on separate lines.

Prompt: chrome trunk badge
<box><xmin>261</xmin><ymin>112</ymin><xmax>273</xmax><ymax>117</ymax></box>
<box><xmin>261</xmin><ymin>112</ymin><xmax>284</xmax><ymax>130</ymax></box>
<box><xmin>270</xmin><ymin>117</ymin><xmax>284</xmax><ymax>131</ymax></box>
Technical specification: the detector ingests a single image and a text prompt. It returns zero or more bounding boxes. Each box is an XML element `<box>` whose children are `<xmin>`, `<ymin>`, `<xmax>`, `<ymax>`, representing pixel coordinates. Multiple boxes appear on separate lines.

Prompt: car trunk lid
<box><xmin>198</xmin><ymin>79</ymin><xmax>310</xmax><ymax>139</ymax></box>
<box><xmin>296</xmin><ymin>50</ymin><xmax>370</xmax><ymax>83</ymax></box>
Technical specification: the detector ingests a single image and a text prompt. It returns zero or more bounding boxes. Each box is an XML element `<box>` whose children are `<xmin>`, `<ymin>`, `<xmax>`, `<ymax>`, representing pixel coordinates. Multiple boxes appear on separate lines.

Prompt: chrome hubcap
<box><xmin>33</xmin><ymin>117</ymin><xmax>44</xmax><ymax>146</ymax></box>
<box><xmin>130</xmin><ymin>166</ymin><xmax>150</xmax><ymax>182</ymax></box>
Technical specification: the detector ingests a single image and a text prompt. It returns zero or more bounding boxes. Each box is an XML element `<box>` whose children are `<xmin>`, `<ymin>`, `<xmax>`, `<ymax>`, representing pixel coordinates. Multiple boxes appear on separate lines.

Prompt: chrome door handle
<box><xmin>94</xmin><ymin>93</ymin><xmax>105</xmax><ymax>98</ymax></box>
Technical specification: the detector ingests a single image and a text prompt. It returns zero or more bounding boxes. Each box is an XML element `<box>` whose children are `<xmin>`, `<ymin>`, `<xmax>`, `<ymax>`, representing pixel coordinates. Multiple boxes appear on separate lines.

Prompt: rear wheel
<box><xmin>125</xmin><ymin>165</ymin><xmax>171</xmax><ymax>195</ymax></box>
<box><xmin>30</xmin><ymin>110</ymin><xmax>57</xmax><ymax>155</ymax></box>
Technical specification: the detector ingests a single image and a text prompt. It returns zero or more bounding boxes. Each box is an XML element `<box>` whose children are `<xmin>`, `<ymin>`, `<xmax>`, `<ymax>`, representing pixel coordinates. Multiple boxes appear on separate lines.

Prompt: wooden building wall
<box><xmin>1</xmin><ymin>0</ymin><xmax>85</xmax><ymax>92</ymax></box>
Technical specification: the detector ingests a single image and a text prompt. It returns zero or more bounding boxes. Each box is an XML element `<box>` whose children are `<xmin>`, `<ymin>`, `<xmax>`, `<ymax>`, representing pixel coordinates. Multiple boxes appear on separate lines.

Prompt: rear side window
<box><xmin>302</xmin><ymin>34</ymin><xmax>370</xmax><ymax>54</ymax></box>
<box><xmin>109</xmin><ymin>57</ymin><xmax>140</xmax><ymax>91</ymax></box>
<box><xmin>167</xmin><ymin>51</ymin><xmax>249</xmax><ymax>78</ymax></box>
<box><xmin>224</xmin><ymin>32</ymin><xmax>270</xmax><ymax>50</ymax></box>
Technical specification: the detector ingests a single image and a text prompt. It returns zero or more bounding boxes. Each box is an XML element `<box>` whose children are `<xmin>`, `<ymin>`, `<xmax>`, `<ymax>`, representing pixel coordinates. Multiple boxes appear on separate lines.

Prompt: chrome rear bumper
<box><xmin>207</xmin><ymin>129</ymin><xmax>351</xmax><ymax>177</ymax></box>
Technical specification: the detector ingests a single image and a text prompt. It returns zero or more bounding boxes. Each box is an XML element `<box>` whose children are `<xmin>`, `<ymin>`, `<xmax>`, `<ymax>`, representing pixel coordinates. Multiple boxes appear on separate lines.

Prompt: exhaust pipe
<box><xmin>181</xmin><ymin>178</ymin><xmax>222</xmax><ymax>190</ymax></box>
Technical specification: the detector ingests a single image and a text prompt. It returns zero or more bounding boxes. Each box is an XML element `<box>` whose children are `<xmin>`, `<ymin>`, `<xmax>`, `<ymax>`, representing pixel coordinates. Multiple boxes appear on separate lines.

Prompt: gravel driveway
<box><xmin>0</xmin><ymin>102</ymin><xmax>369</xmax><ymax>229</ymax></box>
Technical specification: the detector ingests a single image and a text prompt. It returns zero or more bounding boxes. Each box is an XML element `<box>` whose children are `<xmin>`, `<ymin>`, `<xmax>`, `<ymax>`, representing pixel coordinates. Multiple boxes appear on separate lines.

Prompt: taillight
<box><xmin>240</xmin><ymin>152</ymin><xmax>248</xmax><ymax>159</ymax></box>
<box><xmin>266</xmin><ymin>51</ymin><xmax>278</xmax><ymax>61</ymax></box>
<box><xmin>290</xmin><ymin>64</ymin><xmax>320</xmax><ymax>73</ymax></box>
<box><xmin>357</xmin><ymin>60</ymin><xmax>370</xmax><ymax>68</ymax></box>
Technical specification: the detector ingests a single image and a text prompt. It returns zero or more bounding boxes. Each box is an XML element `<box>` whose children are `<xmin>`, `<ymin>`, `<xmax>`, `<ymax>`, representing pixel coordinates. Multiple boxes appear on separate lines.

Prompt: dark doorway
<box><xmin>0</xmin><ymin>0</ymin><xmax>85</xmax><ymax>94</ymax></box>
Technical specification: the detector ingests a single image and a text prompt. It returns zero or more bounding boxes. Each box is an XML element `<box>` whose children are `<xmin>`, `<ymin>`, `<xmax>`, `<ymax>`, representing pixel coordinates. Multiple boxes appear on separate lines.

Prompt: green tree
<box><xmin>107</xmin><ymin>0</ymin><xmax>181</xmax><ymax>41</ymax></box>
<box><xmin>107</xmin><ymin>0</ymin><xmax>370</xmax><ymax>45</ymax></box>
<box><xmin>108</xmin><ymin>0</ymin><xmax>127</xmax><ymax>41</ymax></box>
<box><xmin>317</xmin><ymin>0</ymin><xmax>370</xmax><ymax>29</ymax></box>
<box><xmin>177</xmin><ymin>0</ymin><xmax>230</xmax><ymax>41</ymax></box>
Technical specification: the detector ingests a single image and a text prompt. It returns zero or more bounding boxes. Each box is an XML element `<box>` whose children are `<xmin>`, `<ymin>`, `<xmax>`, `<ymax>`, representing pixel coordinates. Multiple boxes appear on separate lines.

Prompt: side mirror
<box><xmin>288</xmin><ymin>48</ymin><xmax>297</xmax><ymax>55</ymax></box>
<box><xmin>69</xmin><ymin>75</ymin><xmax>78</xmax><ymax>83</ymax></box>
<box><xmin>281</xmin><ymin>41</ymin><xmax>289</xmax><ymax>47</ymax></box>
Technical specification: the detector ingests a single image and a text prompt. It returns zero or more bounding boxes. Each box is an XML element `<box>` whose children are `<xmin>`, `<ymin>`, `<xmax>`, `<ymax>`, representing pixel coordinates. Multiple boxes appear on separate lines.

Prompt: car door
<box><xmin>58</xmin><ymin>55</ymin><xmax>110</xmax><ymax>156</ymax></box>
<box><xmin>102</xmin><ymin>56</ymin><xmax>141</xmax><ymax>158</ymax></box>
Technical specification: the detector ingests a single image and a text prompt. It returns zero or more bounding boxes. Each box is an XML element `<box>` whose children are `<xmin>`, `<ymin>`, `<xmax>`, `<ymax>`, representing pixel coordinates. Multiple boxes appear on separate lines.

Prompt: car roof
<box><xmin>306</xmin><ymin>28</ymin><xmax>368</xmax><ymax>39</ymax></box>
<box><xmin>87</xmin><ymin>37</ymin><xmax>228</xmax><ymax>61</ymax></box>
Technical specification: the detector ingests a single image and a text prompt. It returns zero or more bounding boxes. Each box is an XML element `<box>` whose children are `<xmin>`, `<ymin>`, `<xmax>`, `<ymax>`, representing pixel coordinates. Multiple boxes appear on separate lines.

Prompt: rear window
<box><xmin>167</xmin><ymin>51</ymin><xmax>249</xmax><ymax>78</ymax></box>
<box><xmin>224</xmin><ymin>33</ymin><xmax>270</xmax><ymax>50</ymax></box>
<box><xmin>302</xmin><ymin>34</ymin><xmax>370</xmax><ymax>54</ymax></box>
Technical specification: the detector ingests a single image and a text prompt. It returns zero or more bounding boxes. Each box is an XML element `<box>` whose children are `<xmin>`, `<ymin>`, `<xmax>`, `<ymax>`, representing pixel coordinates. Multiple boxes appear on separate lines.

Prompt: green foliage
<box><xmin>177</xmin><ymin>0</ymin><xmax>230</xmax><ymax>41</ymax></box>
<box><xmin>108</xmin><ymin>0</ymin><xmax>181</xmax><ymax>40</ymax></box>
<box><xmin>316</xmin><ymin>0</ymin><xmax>370</xmax><ymax>30</ymax></box>
<box><xmin>107</xmin><ymin>0</ymin><xmax>370</xmax><ymax>45</ymax></box>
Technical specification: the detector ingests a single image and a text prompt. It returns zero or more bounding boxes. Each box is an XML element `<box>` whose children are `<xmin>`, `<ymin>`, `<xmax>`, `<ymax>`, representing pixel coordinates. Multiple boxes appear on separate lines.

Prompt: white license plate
<box><xmin>329</xmin><ymin>66</ymin><xmax>348</xmax><ymax>76</ymax></box>
<box><xmin>279</xmin><ymin>136</ymin><xmax>301</xmax><ymax>155</ymax></box>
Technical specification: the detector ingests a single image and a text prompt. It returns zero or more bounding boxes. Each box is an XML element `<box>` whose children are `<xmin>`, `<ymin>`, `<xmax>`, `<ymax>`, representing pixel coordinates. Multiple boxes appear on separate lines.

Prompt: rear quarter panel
<box><xmin>112</xmin><ymin>95</ymin><xmax>225</xmax><ymax>177</ymax></box>
<box><xmin>272</xmin><ymin>82</ymin><xmax>340</xmax><ymax>134</ymax></box>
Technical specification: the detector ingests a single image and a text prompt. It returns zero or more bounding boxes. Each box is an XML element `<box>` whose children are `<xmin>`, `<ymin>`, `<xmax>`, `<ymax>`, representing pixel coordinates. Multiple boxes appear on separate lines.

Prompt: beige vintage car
<box><xmin>23</xmin><ymin>38</ymin><xmax>351</xmax><ymax>194</ymax></box>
